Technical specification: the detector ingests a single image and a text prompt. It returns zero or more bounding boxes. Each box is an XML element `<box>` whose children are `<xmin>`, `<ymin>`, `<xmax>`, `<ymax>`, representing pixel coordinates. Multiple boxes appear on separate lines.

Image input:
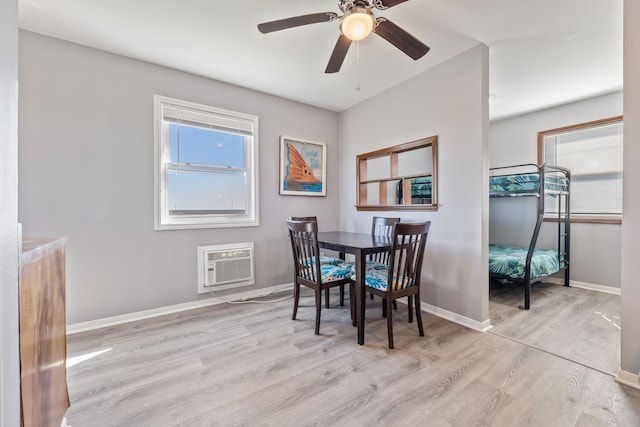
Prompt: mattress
<box><xmin>489</xmin><ymin>244</ymin><xmax>562</xmax><ymax>280</ymax></box>
<box><xmin>489</xmin><ymin>173</ymin><xmax>569</xmax><ymax>196</ymax></box>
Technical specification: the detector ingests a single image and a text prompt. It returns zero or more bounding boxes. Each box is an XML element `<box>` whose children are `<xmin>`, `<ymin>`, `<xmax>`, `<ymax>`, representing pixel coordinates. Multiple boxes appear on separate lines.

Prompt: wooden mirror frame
<box><xmin>356</xmin><ymin>136</ymin><xmax>438</xmax><ymax>211</ymax></box>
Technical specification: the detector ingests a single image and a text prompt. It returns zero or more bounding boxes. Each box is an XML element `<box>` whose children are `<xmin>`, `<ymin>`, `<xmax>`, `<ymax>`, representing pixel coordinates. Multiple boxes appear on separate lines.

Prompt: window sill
<box><xmin>543</xmin><ymin>215</ymin><xmax>621</xmax><ymax>225</ymax></box>
<box><xmin>356</xmin><ymin>205</ymin><xmax>438</xmax><ymax>212</ymax></box>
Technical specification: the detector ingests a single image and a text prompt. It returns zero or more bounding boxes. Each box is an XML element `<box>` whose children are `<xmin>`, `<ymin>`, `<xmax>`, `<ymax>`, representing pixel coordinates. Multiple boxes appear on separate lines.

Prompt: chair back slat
<box><xmin>370</xmin><ymin>216</ymin><xmax>400</xmax><ymax>264</ymax></box>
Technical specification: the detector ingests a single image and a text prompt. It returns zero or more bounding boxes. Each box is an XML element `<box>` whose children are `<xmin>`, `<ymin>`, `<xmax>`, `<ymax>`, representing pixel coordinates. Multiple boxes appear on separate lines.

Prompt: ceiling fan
<box><xmin>257</xmin><ymin>0</ymin><xmax>430</xmax><ymax>73</ymax></box>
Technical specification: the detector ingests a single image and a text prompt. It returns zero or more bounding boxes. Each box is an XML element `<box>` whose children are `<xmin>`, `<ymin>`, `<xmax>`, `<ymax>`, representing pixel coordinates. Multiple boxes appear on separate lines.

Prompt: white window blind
<box><xmin>161</xmin><ymin>103</ymin><xmax>255</xmax><ymax>136</ymax></box>
<box><xmin>542</xmin><ymin>118</ymin><xmax>623</xmax><ymax>217</ymax></box>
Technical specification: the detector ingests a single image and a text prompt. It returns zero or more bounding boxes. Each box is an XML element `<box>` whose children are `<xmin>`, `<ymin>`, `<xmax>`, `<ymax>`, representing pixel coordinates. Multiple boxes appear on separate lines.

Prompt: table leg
<box><xmin>339</xmin><ymin>252</ymin><xmax>346</xmax><ymax>306</ymax></box>
<box><xmin>356</xmin><ymin>250</ymin><xmax>365</xmax><ymax>345</ymax></box>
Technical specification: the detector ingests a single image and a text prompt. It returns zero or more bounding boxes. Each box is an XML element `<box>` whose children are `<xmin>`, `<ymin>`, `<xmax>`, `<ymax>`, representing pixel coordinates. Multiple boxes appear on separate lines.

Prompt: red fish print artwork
<box><xmin>284</xmin><ymin>143</ymin><xmax>322</xmax><ymax>192</ymax></box>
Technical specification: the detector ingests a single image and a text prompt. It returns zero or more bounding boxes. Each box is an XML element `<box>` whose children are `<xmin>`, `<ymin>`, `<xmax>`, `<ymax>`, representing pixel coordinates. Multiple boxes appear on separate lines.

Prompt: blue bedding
<box><xmin>489</xmin><ymin>244</ymin><xmax>562</xmax><ymax>280</ymax></box>
<box><xmin>410</xmin><ymin>177</ymin><xmax>432</xmax><ymax>197</ymax></box>
<box><xmin>489</xmin><ymin>173</ymin><xmax>568</xmax><ymax>196</ymax></box>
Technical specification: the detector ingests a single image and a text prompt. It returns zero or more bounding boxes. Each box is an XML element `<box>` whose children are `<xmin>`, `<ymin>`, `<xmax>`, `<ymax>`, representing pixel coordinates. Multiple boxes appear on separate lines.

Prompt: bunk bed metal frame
<box><xmin>489</xmin><ymin>163</ymin><xmax>571</xmax><ymax>310</ymax></box>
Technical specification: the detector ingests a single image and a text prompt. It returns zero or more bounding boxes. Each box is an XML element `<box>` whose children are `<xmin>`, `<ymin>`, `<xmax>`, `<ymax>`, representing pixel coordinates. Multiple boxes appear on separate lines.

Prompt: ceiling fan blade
<box><xmin>258</xmin><ymin>12</ymin><xmax>338</xmax><ymax>34</ymax></box>
<box><xmin>372</xmin><ymin>0</ymin><xmax>410</xmax><ymax>10</ymax></box>
<box><xmin>325</xmin><ymin>35</ymin><xmax>352</xmax><ymax>73</ymax></box>
<box><xmin>374</xmin><ymin>18</ymin><xmax>430</xmax><ymax>60</ymax></box>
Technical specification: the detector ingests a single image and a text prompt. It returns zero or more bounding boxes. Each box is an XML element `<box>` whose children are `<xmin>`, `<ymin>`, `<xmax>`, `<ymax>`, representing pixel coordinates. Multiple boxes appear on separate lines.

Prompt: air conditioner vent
<box><xmin>197</xmin><ymin>242</ymin><xmax>255</xmax><ymax>293</ymax></box>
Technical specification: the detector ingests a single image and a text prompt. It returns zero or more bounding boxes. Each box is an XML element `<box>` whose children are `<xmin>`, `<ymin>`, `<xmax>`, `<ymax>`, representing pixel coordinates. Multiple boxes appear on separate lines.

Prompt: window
<box><xmin>154</xmin><ymin>95</ymin><xmax>259</xmax><ymax>229</ymax></box>
<box><xmin>538</xmin><ymin>116</ymin><xmax>623</xmax><ymax>222</ymax></box>
<box><xmin>356</xmin><ymin>136</ymin><xmax>438</xmax><ymax>211</ymax></box>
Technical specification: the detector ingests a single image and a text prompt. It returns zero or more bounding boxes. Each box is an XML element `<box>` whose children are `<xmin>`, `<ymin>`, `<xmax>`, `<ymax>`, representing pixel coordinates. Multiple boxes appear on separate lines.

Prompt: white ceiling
<box><xmin>18</xmin><ymin>0</ymin><xmax>623</xmax><ymax>121</ymax></box>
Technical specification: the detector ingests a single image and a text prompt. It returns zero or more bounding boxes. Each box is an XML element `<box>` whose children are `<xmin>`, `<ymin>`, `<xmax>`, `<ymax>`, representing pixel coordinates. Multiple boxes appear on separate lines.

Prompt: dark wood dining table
<box><xmin>316</xmin><ymin>231</ymin><xmax>393</xmax><ymax>345</ymax></box>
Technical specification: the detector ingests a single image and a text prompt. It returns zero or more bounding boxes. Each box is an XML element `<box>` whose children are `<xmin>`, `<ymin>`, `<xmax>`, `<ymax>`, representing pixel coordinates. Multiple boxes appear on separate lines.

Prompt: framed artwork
<box><xmin>279</xmin><ymin>136</ymin><xmax>327</xmax><ymax>196</ymax></box>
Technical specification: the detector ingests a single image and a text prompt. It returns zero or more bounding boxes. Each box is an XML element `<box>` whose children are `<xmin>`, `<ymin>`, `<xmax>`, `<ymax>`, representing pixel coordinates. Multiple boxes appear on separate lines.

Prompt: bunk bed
<box><xmin>489</xmin><ymin>163</ymin><xmax>571</xmax><ymax>309</ymax></box>
<box><xmin>396</xmin><ymin>177</ymin><xmax>432</xmax><ymax>204</ymax></box>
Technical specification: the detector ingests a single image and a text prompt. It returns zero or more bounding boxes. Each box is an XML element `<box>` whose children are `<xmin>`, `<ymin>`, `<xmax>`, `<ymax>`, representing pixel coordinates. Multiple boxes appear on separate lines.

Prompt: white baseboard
<box><xmin>421</xmin><ymin>302</ymin><xmax>493</xmax><ymax>332</ymax></box>
<box><xmin>66</xmin><ymin>283</ymin><xmax>294</xmax><ymax>335</ymax></box>
<box><xmin>615</xmin><ymin>369</ymin><xmax>640</xmax><ymax>390</ymax></box>
<box><xmin>569</xmin><ymin>280</ymin><xmax>621</xmax><ymax>295</ymax></box>
<box><xmin>67</xmin><ymin>283</ymin><xmax>491</xmax><ymax>335</ymax></box>
<box><xmin>545</xmin><ymin>278</ymin><xmax>621</xmax><ymax>295</ymax></box>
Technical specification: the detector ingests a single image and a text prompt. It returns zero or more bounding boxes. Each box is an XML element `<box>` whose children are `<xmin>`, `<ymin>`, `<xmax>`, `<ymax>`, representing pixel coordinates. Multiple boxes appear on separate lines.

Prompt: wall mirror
<box><xmin>356</xmin><ymin>136</ymin><xmax>438</xmax><ymax>211</ymax></box>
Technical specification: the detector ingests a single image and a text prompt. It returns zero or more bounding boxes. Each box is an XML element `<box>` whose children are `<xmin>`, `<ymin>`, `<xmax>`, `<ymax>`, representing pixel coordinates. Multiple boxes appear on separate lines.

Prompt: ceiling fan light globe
<box><xmin>341</xmin><ymin>9</ymin><xmax>375</xmax><ymax>41</ymax></box>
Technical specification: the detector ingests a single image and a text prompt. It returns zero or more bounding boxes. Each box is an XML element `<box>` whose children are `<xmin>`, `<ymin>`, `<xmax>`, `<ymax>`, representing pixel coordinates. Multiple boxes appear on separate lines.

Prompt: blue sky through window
<box><xmin>169</xmin><ymin>123</ymin><xmax>244</xmax><ymax>167</ymax></box>
<box><xmin>168</xmin><ymin>123</ymin><xmax>246</xmax><ymax>213</ymax></box>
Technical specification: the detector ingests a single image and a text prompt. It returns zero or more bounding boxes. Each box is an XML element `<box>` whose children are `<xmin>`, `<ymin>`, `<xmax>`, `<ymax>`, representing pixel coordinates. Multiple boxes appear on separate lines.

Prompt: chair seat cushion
<box><xmin>349</xmin><ymin>262</ymin><xmax>388</xmax><ymax>281</ymax></box>
<box><xmin>358</xmin><ymin>264</ymin><xmax>413</xmax><ymax>291</ymax></box>
<box><xmin>320</xmin><ymin>263</ymin><xmax>354</xmax><ymax>283</ymax></box>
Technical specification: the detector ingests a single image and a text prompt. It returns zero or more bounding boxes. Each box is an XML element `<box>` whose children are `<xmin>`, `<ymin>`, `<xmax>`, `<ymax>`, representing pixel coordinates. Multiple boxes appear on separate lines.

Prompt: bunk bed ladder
<box><xmin>523</xmin><ymin>212</ymin><xmax>543</xmax><ymax>310</ymax></box>
<box><xmin>554</xmin><ymin>168</ymin><xmax>571</xmax><ymax>289</ymax></box>
<box><xmin>561</xmin><ymin>177</ymin><xmax>571</xmax><ymax>287</ymax></box>
<box><xmin>521</xmin><ymin>164</ymin><xmax>546</xmax><ymax>310</ymax></box>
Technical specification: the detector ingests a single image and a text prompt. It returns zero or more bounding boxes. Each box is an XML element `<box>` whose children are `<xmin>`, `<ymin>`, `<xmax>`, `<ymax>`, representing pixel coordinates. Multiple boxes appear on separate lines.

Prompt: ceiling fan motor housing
<box><xmin>339</xmin><ymin>1</ymin><xmax>374</xmax><ymax>13</ymax></box>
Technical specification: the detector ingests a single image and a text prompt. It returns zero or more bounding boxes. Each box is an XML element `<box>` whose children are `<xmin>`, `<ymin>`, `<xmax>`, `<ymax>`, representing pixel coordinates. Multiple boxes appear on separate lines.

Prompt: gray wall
<box><xmin>339</xmin><ymin>45</ymin><xmax>491</xmax><ymax>325</ymax></box>
<box><xmin>0</xmin><ymin>0</ymin><xmax>20</xmax><ymax>424</ymax></box>
<box><xmin>20</xmin><ymin>32</ymin><xmax>492</xmax><ymax>330</ymax></box>
<box><xmin>621</xmin><ymin>0</ymin><xmax>640</xmax><ymax>378</ymax></box>
<box><xmin>18</xmin><ymin>31</ymin><xmax>342</xmax><ymax>324</ymax></box>
<box><xmin>489</xmin><ymin>91</ymin><xmax>623</xmax><ymax>288</ymax></box>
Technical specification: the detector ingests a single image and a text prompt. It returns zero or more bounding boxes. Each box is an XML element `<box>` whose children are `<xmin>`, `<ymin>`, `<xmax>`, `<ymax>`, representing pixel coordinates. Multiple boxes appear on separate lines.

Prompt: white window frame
<box><xmin>538</xmin><ymin>116</ymin><xmax>623</xmax><ymax>223</ymax></box>
<box><xmin>154</xmin><ymin>95</ymin><xmax>259</xmax><ymax>230</ymax></box>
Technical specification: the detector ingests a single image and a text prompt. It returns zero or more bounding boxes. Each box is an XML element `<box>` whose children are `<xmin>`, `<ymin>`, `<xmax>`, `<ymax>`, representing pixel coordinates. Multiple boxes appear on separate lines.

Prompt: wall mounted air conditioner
<box><xmin>197</xmin><ymin>242</ymin><xmax>255</xmax><ymax>294</ymax></box>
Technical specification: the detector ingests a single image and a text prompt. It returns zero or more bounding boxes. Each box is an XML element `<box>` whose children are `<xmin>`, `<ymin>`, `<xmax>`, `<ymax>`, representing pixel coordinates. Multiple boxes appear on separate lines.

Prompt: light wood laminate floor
<box><xmin>66</xmin><ymin>290</ymin><xmax>639</xmax><ymax>426</ymax></box>
<box><xmin>490</xmin><ymin>280</ymin><xmax>621</xmax><ymax>375</ymax></box>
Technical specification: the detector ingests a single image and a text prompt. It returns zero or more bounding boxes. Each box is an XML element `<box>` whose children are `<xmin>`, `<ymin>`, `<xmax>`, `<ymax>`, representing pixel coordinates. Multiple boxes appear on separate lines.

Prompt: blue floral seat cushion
<box><xmin>298</xmin><ymin>262</ymin><xmax>353</xmax><ymax>283</ymax></box>
<box><xmin>320</xmin><ymin>263</ymin><xmax>354</xmax><ymax>283</ymax></box>
<box><xmin>354</xmin><ymin>262</ymin><xmax>413</xmax><ymax>291</ymax></box>
<box><xmin>489</xmin><ymin>244</ymin><xmax>561</xmax><ymax>280</ymax></box>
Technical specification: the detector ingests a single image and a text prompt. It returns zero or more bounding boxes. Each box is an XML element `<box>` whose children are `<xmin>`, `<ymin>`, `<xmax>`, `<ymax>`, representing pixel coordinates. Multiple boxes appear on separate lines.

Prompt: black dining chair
<box><xmin>289</xmin><ymin>216</ymin><xmax>347</xmax><ymax>307</ymax></box>
<box><xmin>286</xmin><ymin>219</ymin><xmax>354</xmax><ymax>335</ymax></box>
<box><xmin>362</xmin><ymin>221</ymin><xmax>431</xmax><ymax>349</ymax></box>
<box><xmin>370</xmin><ymin>216</ymin><xmax>401</xmax><ymax>317</ymax></box>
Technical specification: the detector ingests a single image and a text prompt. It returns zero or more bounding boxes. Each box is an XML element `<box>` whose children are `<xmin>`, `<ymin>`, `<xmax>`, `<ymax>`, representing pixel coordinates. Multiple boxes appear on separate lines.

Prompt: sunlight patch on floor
<box><xmin>67</xmin><ymin>348</ymin><xmax>112</xmax><ymax>368</ymax></box>
<box><xmin>595</xmin><ymin>311</ymin><xmax>621</xmax><ymax>330</ymax></box>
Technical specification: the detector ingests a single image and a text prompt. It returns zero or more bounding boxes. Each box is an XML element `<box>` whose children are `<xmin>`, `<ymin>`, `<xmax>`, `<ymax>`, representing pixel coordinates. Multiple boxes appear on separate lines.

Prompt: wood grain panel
<box><xmin>20</xmin><ymin>238</ymin><xmax>69</xmax><ymax>427</ymax></box>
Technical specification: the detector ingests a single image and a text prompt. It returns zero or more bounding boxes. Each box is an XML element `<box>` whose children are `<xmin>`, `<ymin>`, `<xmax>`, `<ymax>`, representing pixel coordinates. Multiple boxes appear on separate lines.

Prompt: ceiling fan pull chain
<box><xmin>356</xmin><ymin>41</ymin><xmax>361</xmax><ymax>91</ymax></box>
